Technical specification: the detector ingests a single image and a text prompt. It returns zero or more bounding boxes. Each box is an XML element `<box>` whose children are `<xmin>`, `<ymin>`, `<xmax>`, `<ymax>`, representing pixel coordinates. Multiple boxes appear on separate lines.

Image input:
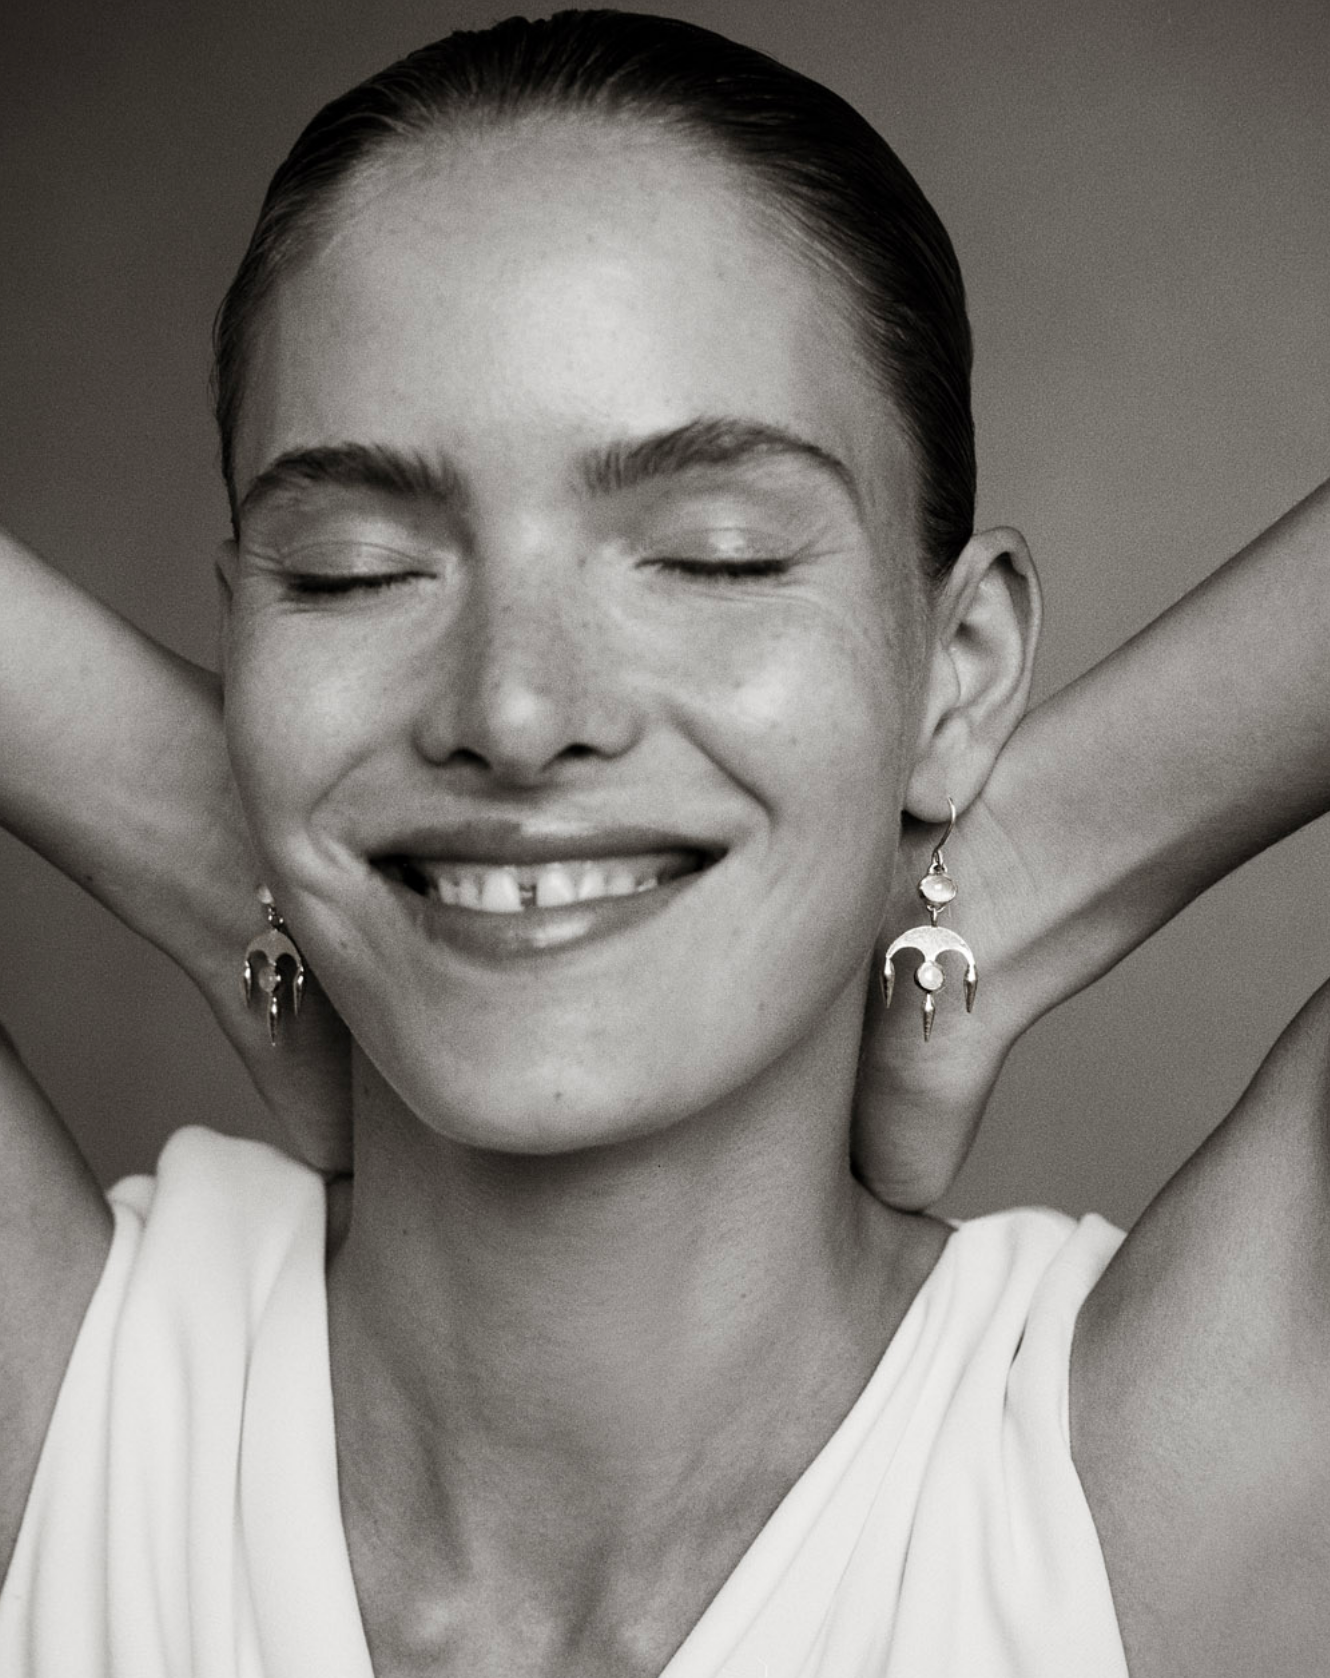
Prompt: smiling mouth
<box><xmin>380</xmin><ymin>851</ymin><xmax>713</xmax><ymax>913</ymax></box>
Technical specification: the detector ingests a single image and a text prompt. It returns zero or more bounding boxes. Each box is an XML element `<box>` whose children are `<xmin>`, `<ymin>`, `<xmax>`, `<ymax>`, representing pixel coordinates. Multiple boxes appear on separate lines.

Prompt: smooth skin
<box><xmin>227</xmin><ymin>129</ymin><xmax>967</xmax><ymax>1674</ymax></box>
<box><xmin>1</xmin><ymin>119</ymin><xmax>1329</xmax><ymax>1676</ymax></box>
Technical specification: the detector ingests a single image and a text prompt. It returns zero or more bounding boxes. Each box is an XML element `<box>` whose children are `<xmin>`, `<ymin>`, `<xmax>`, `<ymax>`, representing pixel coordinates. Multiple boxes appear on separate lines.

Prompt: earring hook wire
<box><xmin>932</xmin><ymin>797</ymin><xmax>958</xmax><ymax>871</ymax></box>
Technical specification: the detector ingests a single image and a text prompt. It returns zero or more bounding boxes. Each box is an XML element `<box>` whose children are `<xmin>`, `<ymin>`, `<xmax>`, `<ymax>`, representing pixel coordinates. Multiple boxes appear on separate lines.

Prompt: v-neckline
<box><xmin>270</xmin><ymin>1205</ymin><xmax>959</xmax><ymax>1678</ymax></box>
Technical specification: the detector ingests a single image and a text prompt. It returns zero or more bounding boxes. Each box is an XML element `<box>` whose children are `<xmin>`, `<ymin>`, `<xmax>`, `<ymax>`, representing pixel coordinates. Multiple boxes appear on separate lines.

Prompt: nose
<box><xmin>412</xmin><ymin>550</ymin><xmax>643</xmax><ymax>784</ymax></box>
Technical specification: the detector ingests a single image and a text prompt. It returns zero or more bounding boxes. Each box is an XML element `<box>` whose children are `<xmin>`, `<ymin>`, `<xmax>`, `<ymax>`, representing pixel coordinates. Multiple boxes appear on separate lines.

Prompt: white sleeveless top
<box><xmin>0</xmin><ymin>1127</ymin><xmax>1129</xmax><ymax>1677</ymax></box>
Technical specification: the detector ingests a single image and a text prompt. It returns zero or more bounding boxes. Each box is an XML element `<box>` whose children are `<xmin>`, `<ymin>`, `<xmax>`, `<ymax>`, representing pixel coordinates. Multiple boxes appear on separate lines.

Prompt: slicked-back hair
<box><xmin>212</xmin><ymin>9</ymin><xmax>975</xmax><ymax>577</ymax></box>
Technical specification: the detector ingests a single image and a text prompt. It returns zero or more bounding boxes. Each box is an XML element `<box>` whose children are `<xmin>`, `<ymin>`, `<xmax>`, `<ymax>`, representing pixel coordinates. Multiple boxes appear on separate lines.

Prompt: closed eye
<box><xmin>650</xmin><ymin>558</ymin><xmax>792</xmax><ymax>582</ymax></box>
<box><xmin>240</xmin><ymin>533</ymin><xmax>441</xmax><ymax>598</ymax></box>
<box><xmin>286</xmin><ymin>571</ymin><xmax>423</xmax><ymax>597</ymax></box>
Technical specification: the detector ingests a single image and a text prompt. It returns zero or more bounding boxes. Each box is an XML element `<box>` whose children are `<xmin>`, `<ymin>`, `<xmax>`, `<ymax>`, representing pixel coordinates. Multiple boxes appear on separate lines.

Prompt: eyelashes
<box><xmin>285</xmin><ymin>571</ymin><xmax>422</xmax><ymax>597</ymax></box>
<box><xmin>280</xmin><ymin>556</ymin><xmax>796</xmax><ymax>599</ymax></box>
<box><xmin>648</xmin><ymin>557</ymin><xmax>793</xmax><ymax>582</ymax></box>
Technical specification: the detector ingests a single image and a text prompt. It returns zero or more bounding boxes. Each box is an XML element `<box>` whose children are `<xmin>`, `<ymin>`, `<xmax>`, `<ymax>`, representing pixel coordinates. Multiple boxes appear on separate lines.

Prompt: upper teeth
<box><xmin>416</xmin><ymin>858</ymin><xmax>672</xmax><ymax>913</ymax></box>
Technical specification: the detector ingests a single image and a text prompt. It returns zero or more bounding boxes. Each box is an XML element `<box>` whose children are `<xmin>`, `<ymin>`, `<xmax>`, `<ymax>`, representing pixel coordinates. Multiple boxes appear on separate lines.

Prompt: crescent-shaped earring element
<box><xmin>882</xmin><ymin>924</ymin><xmax>978</xmax><ymax>1041</ymax></box>
<box><xmin>242</xmin><ymin>927</ymin><xmax>306</xmax><ymax>1044</ymax></box>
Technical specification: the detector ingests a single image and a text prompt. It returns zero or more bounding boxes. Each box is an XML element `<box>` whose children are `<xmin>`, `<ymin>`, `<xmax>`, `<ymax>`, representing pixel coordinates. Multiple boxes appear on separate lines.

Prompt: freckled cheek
<box><xmin>679</xmin><ymin>625</ymin><xmax>905</xmax><ymax>838</ymax></box>
<box><xmin>225</xmin><ymin>622</ymin><xmax>397</xmax><ymax>860</ymax></box>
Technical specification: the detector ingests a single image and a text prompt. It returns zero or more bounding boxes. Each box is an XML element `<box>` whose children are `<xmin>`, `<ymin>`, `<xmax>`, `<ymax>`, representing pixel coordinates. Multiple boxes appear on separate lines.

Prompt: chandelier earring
<box><xmin>881</xmin><ymin>798</ymin><xmax>978</xmax><ymax>1042</ymax></box>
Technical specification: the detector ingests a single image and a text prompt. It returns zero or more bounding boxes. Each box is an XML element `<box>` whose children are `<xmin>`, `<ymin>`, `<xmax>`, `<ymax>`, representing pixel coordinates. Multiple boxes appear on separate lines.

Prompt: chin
<box><xmin>354</xmin><ymin>1038</ymin><xmax>710</xmax><ymax>1159</ymax></box>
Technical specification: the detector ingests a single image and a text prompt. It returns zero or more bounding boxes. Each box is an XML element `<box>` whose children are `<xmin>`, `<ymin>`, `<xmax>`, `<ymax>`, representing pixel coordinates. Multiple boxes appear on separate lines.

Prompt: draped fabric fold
<box><xmin>0</xmin><ymin>1128</ymin><xmax>1127</xmax><ymax>1677</ymax></box>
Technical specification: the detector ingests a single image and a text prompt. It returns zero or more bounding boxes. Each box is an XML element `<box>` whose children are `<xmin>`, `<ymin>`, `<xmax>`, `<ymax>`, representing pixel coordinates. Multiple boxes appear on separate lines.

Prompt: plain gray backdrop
<box><xmin>2</xmin><ymin>0</ymin><xmax>1328</xmax><ymax>1224</ymax></box>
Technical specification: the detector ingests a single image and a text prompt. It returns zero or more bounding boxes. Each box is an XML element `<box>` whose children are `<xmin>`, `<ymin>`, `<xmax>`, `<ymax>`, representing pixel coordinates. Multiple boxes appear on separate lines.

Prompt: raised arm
<box><xmin>855</xmin><ymin>476</ymin><xmax>1330</xmax><ymax>1206</ymax></box>
<box><xmin>0</xmin><ymin>530</ymin><xmax>351</xmax><ymax>1574</ymax></box>
<box><xmin>0</xmin><ymin>528</ymin><xmax>351</xmax><ymax>1173</ymax></box>
<box><xmin>0</xmin><ymin>1019</ymin><xmax>111</xmax><ymax>1574</ymax></box>
<box><xmin>1070</xmin><ymin>970</ymin><xmax>1330</xmax><ymax>1677</ymax></box>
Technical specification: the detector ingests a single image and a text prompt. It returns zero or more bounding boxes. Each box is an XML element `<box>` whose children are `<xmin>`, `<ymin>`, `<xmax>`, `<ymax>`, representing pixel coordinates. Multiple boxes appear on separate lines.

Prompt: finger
<box><xmin>851</xmin><ymin>959</ymin><xmax>1001</xmax><ymax>1209</ymax></box>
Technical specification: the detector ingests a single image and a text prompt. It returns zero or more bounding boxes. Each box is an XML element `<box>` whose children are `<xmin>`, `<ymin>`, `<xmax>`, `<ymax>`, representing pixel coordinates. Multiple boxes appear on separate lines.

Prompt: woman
<box><xmin>2</xmin><ymin>13</ymin><xmax>1329</xmax><ymax>1676</ymax></box>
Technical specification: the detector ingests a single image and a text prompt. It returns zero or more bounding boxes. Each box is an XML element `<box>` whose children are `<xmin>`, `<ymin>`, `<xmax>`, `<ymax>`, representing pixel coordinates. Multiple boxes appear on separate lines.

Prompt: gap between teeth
<box><xmin>425</xmin><ymin>860</ymin><xmax>669</xmax><ymax>912</ymax></box>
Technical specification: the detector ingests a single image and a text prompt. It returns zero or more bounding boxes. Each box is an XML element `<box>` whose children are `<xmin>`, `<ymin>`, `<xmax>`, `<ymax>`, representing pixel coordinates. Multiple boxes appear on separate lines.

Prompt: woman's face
<box><xmin>225</xmin><ymin>120</ymin><xmax>929</xmax><ymax>1152</ymax></box>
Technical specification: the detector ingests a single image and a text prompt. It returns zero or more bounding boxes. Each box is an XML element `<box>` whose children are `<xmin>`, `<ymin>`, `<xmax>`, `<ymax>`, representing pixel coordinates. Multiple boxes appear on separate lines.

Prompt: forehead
<box><xmin>235</xmin><ymin>120</ymin><xmax>913</xmax><ymax>539</ymax></box>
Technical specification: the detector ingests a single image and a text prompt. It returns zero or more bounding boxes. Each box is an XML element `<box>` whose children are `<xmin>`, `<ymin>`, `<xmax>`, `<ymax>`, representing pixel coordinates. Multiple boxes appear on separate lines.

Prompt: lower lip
<box><xmin>375</xmin><ymin>867</ymin><xmax>705</xmax><ymax>960</ymax></box>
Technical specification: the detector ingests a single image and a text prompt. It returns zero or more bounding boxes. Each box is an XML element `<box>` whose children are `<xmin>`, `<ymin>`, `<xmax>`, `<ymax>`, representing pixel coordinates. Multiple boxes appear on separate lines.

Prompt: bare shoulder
<box><xmin>0</xmin><ymin>1023</ymin><xmax>111</xmax><ymax>1577</ymax></box>
<box><xmin>1072</xmin><ymin>978</ymin><xmax>1330</xmax><ymax>1678</ymax></box>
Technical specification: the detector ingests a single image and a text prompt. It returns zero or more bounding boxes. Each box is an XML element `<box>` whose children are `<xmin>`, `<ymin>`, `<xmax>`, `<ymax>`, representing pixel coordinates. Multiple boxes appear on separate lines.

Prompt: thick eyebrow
<box><xmin>238</xmin><ymin>442</ymin><xmax>466</xmax><ymax>524</ymax></box>
<box><xmin>237</xmin><ymin>417</ymin><xmax>859</xmax><ymax>526</ymax></box>
<box><xmin>577</xmin><ymin>416</ymin><xmax>859</xmax><ymax>506</ymax></box>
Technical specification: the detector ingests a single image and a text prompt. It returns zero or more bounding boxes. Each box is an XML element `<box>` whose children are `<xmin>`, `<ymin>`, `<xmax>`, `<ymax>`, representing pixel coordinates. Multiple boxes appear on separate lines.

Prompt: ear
<box><xmin>906</xmin><ymin>527</ymin><xmax>1041</xmax><ymax>820</ymax></box>
<box><xmin>214</xmin><ymin>539</ymin><xmax>237</xmax><ymax>678</ymax></box>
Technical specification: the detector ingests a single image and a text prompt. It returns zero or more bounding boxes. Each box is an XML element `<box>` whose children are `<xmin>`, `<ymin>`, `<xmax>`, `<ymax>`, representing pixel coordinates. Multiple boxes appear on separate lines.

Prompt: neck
<box><xmin>326</xmin><ymin>978</ymin><xmax>945</xmax><ymax>1668</ymax></box>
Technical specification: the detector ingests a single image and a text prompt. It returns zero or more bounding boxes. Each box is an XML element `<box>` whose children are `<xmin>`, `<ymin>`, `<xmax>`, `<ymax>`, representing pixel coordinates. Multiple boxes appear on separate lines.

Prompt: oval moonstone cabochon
<box><xmin>919</xmin><ymin>870</ymin><xmax>957</xmax><ymax>907</ymax></box>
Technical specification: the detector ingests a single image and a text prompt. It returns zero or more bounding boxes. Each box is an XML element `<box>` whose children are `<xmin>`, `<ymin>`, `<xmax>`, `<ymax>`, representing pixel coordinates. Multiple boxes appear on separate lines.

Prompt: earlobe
<box><xmin>906</xmin><ymin>526</ymin><xmax>1042</xmax><ymax>820</ymax></box>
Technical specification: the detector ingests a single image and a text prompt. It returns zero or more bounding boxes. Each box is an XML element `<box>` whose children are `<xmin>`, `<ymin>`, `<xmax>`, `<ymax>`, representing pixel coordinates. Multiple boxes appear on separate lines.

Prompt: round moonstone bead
<box><xmin>919</xmin><ymin>871</ymin><xmax>957</xmax><ymax>907</ymax></box>
<box><xmin>916</xmin><ymin>960</ymin><xmax>945</xmax><ymax>992</ymax></box>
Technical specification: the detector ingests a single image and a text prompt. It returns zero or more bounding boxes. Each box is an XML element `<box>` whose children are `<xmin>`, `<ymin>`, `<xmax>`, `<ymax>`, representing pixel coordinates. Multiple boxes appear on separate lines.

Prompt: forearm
<box><xmin>0</xmin><ymin>528</ymin><xmax>252</xmax><ymax>986</ymax></box>
<box><xmin>0</xmin><ymin>528</ymin><xmax>353</xmax><ymax>1168</ymax></box>
<box><xmin>979</xmin><ymin>475</ymin><xmax>1330</xmax><ymax>1021</ymax></box>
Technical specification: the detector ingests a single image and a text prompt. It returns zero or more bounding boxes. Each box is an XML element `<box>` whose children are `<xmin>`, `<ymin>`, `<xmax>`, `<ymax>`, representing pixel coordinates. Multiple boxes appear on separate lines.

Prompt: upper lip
<box><xmin>367</xmin><ymin>819</ymin><xmax>725</xmax><ymax>867</ymax></box>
